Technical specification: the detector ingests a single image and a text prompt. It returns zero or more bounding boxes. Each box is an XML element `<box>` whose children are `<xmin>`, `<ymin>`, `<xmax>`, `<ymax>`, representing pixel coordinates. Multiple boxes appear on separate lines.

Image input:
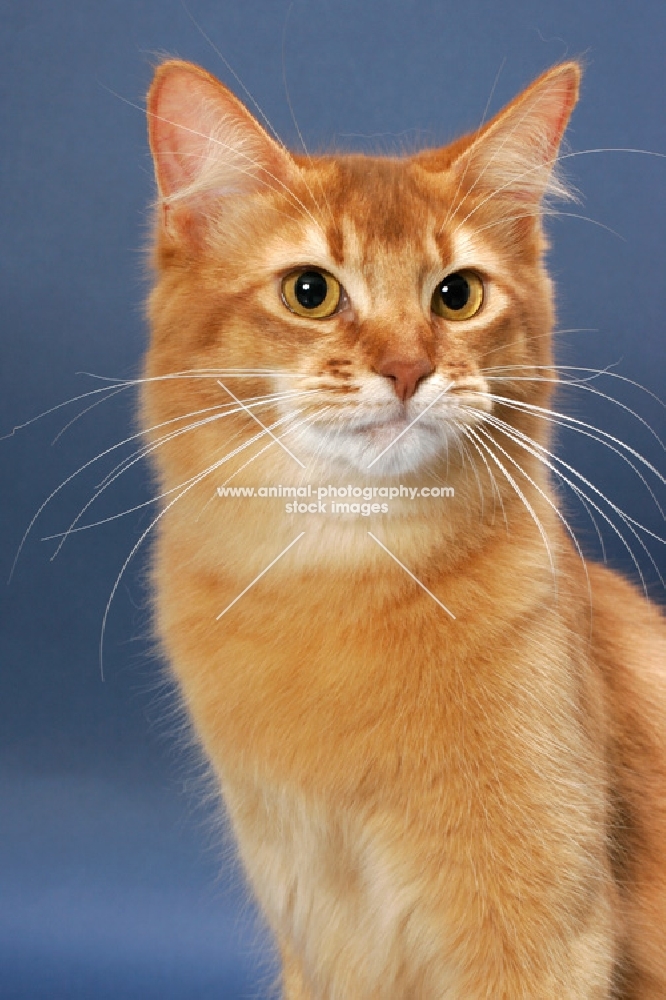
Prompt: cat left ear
<box><xmin>147</xmin><ymin>60</ymin><xmax>297</xmax><ymax>236</ymax></box>
<box><xmin>451</xmin><ymin>61</ymin><xmax>581</xmax><ymax>210</ymax></box>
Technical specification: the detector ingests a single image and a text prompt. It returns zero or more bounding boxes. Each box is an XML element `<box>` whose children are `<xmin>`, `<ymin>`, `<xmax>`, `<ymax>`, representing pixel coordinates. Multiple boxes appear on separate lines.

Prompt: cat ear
<box><xmin>147</xmin><ymin>60</ymin><xmax>297</xmax><ymax>234</ymax></box>
<box><xmin>451</xmin><ymin>61</ymin><xmax>581</xmax><ymax>210</ymax></box>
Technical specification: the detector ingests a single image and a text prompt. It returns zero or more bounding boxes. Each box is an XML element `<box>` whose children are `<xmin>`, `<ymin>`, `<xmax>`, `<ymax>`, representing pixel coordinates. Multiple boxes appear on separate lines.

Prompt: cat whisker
<box><xmin>80</xmin><ymin>368</ymin><xmax>317</xmax><ymax>381</ymax></box>
<box><xmin>485</xmin><ymin>393</ymin><xmax>666</xmax><ymax>524</ymax></box>
<box><xmin>96</xmin><ymin>389</ymin><xmax>309</xmax><ymax>491</ymax></box>
<box><xmin>461</xmin><ymin>424</ymin><xmax>558</xmax><ymax>584</ymax></box>
<box><xmin>195</xmin><ymin>405</ymin><xmax>333</xmax><ymax>520</ymax></box>
<box><xmin>473</xmin><ymin>408</ymin><xmax>665</xmax><ymax>592</ymax></box>
<box><xmin>458</xmin><ymin>422</ymin><xmax>508</xmax><ymax>532</ymax></box>
<box><xmin>477</xmin><ymin>412</ymin><xmax>657</xmax><ymax>592</ymax></box>
<box><xmin>215</xmin><ymin>403</ymin><xmax>333</xmax><ymax>490</ymax></box>
<box><xmin>456</xmin><ymin>430</ymin><xmax>488</xmax><ymax>522</ymax></box>
<box><xmin>98</xmin><ymin>451</ymin><xmax>239</xmax><ymax>680</ymax></box>
<box><xmin>469</xmin><ymin>420</ymin><xmax>597</xmax><ymax>602</ymax></box>
<box><xmin>1</xmin><ymin>379</ymin><xmax>133</xmax><ymax>442</ymax></box>
<box><xmin>4</xmin><ymin>365</ymin><xmax>314</xmax><ymax>444</ymax></box>
<box><xmin>472</xmin><ymin>398</ymin><xmax>608</xmax><ymax>558</ymax></box>
<box><xmin>10</xmin><ymin>388</ymin><xmax>312</xmax><ymax>578</ymax></box>
<box><xmin>214</xmin><ymin>404</ymin><xmax>334</xmax><ymax>489</ymax></box>
<box><xmin>50</xmin><ymin>391</ymin><xmax>313</xmax><ymax>557</ymax></box>
<box><xmin>482</xmin><ymin>364</ymin><xmax>666</xmax><ymax>412</ymax></box>
<box><xmin>485</xmin><ymin>391</ymin><xmax>666</xmax><ymax>491</ymax></box>
<box><xmin>43</xmin><ymin>407</ymin><xmax>310</xmax><ymax>541</ymax></box>
<box><xmin>269</xmin><ymin>405</ymin><xmax>332</xmax><ymax>470</ymax></box>
<box><xmin>486</xmin><ymin>408</ymin><xmax>666</xmax><ymax>562</ymax></box>
<box><xmin>50</xmin><ymin>386</ymin><xmax>129</xmax><ymax>445</ymax></box>
<box><xmin>97</xmin><ymin>403</ymin><xmax>333</xmax><ymax>678</ymax></box>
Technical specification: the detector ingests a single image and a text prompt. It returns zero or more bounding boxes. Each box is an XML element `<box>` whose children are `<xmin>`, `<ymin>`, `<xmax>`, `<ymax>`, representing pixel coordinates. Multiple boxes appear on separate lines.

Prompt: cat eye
<box><xmin>431</xmin><ymin>270</ymin><xmax>484</xmax><ymax>321</ymax></box>
<box><xmin>281</xmin><ymin>268</ymin><xmax>342</xmax><ymax>320</ymax></box>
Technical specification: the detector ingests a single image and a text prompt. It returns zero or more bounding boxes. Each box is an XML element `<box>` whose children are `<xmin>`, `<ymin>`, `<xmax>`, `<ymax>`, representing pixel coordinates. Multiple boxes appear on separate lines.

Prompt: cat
<box><xmin>143</xmin><ymin>58</ymin><xmax>666</xmax><ymax>998</ymax></box>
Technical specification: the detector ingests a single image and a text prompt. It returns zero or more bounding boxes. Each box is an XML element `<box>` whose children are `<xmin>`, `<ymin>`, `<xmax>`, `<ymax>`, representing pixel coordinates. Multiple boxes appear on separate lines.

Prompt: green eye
<box><xmin>432</xmin><ymin>270</ymin><xmax>484</xmax><ymax>321</ymax></box>
<box><xmin>282</xmin><ymin>268</ymin><xmax>341</xmax><ymax>319</ymax></box>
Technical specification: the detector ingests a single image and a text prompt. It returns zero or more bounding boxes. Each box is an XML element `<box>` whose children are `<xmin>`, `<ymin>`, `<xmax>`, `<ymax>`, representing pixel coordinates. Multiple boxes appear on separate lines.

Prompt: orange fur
<box><xmin>143</xmin><ymin>60</ymin><xmax>666</xmax><ymax>998</ymax></box>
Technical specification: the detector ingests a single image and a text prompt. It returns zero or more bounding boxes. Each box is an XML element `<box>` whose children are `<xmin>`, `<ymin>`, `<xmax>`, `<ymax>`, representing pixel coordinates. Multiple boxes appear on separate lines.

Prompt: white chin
<box><xmin>300</xmin><ymin>423</ymin><xmax>451</xmax><ymax>476</ymax></box>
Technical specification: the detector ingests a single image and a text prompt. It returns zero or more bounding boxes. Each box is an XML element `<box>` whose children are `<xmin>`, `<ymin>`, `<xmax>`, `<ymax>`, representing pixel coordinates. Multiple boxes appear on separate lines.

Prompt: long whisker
<box><xmin>476</xmin><ymin>411</ymin><xmax>657</xmax><ymax>592</ymax></box>
<box><xmin>213</xmin><ymin>404</ymin><xmax>334</xmax><ymax>492</ymax></box>
<box><xmin>217</xmin><ymin>379</ymin><xmax>306</xmax><ymax>468</ymax></box>
<box><xmin>483</xmin><ymin>364</ymin><xmax>666</xmax><ymax>413</ymax></box>
<box><xmin>193</xmin><ymin>403</ymin><xmax>334</xmax><ymax>522</ymax></box>
<box><xmin>98</xmin><ymin>453</ymin><xmax>233</xmax><ymax>680</ymax></box>
<box><xmin>474</xmin><ymin>409</ymin><xmax>665</xmax><ymax>591</ymax></box>
<box><xmin>2</xmin><ymin>365</ymin><xmax>318</xmax><ymax>441</ymax></box>
<box><xmin>487</xmin><ymin>391</ymin><xmax>666</xmax><ymax>476</ymax></box>
<box><xmin>50</xmin><ymin>390</ymin><xmax>314</xmax><ymax>558</ymax></box>
<box><xmin>457</xmin><ymin>421</ymin><xmax>508</xmax><ymax>532</ymax></box>
<box><xmin>51</xmin><ymin>386</ymin><xmax>128</xmax><ymax>444</ymax></box>
<box><xmin>1</xmin><ymin>380</ymin><xmax>132</xmax><ymax>442</ymax></box>
<box><xmin>95</xmin><ymin>388</ymin><xmax>305</xmax><ymax>491</ymax></box>
<box><xmin>483</xmin><ymin>406</ymin><xmax>666</xmax><ymax>553</ymax></box>
<box><xmin>461</xmin><ymin>424</ymin><xmax>557</xmax><ymax>581</ymax></box>
<box><xmin>44</xmin><ymin>408</ymin><xmax>308</xmax><ymax>540</ymax></box>
<box><xmin>82</xmin><ymin>367</ymin><xmax>318</xmax><ymax>378</ymax></box>
<box><xmin>96</xmin><ymin>403</ymin><xmax>330</xmax><ymax>679</ymax></box>
<box><xmin>486</xmin><ymin>394</ymin><xmax>666</xmax><ymax>523</ymax></box>
<box><xmin>456</xmin><ymin>430</ymin><xmax>487</xmax><ymax>521</ymax></box>
<box><xmin>467</xmin><ymin>421</ymin><xmax>595</xmax><ymax>598</ymax></box>
<box><xmin>9</xmin><ymin>387</ymin><xmax>312</xmax><ymax>579</ymax></box>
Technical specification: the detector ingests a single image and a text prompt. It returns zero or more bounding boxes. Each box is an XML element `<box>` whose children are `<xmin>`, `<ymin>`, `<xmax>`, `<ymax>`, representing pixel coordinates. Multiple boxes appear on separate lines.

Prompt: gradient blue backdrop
<box><xmin>2</xmin><ymin>1</ymin><xmax>665</xmax><ymax>997</ymax></box>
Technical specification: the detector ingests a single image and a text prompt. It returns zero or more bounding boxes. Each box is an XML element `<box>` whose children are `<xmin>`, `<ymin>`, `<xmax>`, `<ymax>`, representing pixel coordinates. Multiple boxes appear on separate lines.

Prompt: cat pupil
<box><xmin>296</xmin><ymin>271</ymin><xmax>328</xmax><ymax>309</ymax></box>
<box><xmin>439</xmin><ymin>273</ymin><xmax>470</xmax><ymax>311</ymax></box>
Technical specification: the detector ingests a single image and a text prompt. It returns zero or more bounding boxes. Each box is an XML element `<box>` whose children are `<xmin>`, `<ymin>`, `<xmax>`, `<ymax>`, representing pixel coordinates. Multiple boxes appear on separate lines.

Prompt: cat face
<box><xmin>145</xmin><ymin>60</ymin><xmax>579</xmax><ymax>487</ymax></box>
<box><xmin>224</xmin><ymin>183</ymin><xmax>515</xmax><ymax>476</ymax></box>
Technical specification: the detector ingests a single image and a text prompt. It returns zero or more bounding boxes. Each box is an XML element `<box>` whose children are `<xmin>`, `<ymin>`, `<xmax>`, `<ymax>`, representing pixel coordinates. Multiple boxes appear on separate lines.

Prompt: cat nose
<box><xmin>374</xmin><ymin>357</ymin><xmax>434</xmax><ymax>402</ymax></box>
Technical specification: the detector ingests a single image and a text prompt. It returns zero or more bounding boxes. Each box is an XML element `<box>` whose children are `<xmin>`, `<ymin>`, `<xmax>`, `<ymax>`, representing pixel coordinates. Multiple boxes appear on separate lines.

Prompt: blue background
<box><xmin>2</xmin><ymin>1</ymin><xmax>665</xmax><ymax>996</ymax></box>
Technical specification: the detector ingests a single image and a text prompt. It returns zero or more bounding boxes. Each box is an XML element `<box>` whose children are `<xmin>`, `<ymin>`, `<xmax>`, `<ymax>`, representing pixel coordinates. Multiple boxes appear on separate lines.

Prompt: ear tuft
<box><xmin>146</xmin><ymin>60</ymin><xmax>295</xmax><ymax>207</ymax></box>
<box><xmin>453</xmin><ymin>61</ymin><xmax>582</xmax><ymax>209</ymax></box>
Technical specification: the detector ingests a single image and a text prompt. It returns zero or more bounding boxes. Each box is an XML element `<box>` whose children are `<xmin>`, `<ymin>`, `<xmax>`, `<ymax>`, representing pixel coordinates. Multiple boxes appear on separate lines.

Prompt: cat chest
<box><xmin>225</xmin><ymin>777</ymin><xmax>470</xmax><ymax>997</ymax></box>
<box><xmin>222</xmin><ymin>749</ymin><xmax>604</xmax><ymax>999</ymax></box>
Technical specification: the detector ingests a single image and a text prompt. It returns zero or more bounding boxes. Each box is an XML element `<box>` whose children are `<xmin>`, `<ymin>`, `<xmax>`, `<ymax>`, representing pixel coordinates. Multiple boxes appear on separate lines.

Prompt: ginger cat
<box><xmin>143</xmin><ymin>59</ymin><xmax>666</xmax><ymax>998</ymax></box>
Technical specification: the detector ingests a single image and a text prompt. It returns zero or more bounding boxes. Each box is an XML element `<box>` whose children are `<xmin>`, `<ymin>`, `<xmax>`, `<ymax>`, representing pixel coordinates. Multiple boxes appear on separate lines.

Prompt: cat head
<box><xmin>144</xmin><ymin>60</ymin><xmax>579</xmax><ymax>486</ymax></box>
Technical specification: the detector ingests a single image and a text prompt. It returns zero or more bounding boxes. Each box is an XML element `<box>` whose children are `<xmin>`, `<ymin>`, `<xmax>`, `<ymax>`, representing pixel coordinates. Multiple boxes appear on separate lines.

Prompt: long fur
<box><xmin>143</xmin><ymin>59</ymin><xmax>666</xmax><ymax>998</ymax></box>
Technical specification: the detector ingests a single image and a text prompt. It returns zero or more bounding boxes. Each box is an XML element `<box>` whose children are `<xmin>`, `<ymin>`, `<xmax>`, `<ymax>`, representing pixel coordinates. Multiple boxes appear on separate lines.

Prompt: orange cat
<box><xmin>143</xmin><ymin>59</ymin><xmax>666</xmax><ymax>998</ymax></box>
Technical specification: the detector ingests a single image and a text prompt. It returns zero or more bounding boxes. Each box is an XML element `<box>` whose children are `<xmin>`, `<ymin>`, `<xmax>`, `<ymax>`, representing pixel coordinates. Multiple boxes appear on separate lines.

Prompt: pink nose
<box><xmin>375</xmin><ymin>357</ymin><xmax>434</xmax><ymax>402</ymax></box>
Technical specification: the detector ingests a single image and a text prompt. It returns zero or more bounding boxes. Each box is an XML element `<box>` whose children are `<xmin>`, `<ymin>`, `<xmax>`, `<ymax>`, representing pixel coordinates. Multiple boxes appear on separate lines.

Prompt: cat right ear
<box><xmin>147</xmin><ymin>60</ymin><xmax>296</xmax><ymax>240</ymax></box>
